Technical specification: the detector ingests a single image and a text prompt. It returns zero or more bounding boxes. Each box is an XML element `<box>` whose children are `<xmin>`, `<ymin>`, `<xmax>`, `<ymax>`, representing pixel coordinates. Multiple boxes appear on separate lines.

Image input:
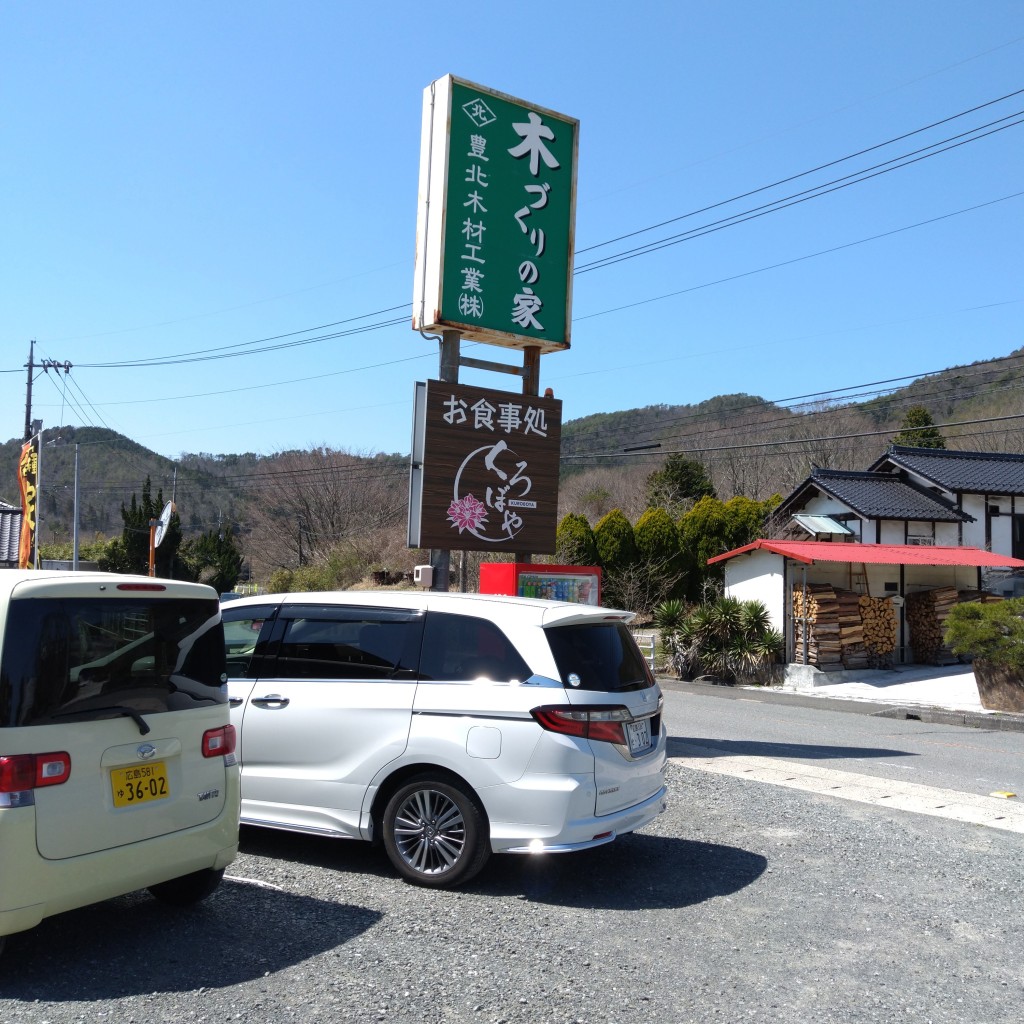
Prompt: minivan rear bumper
<box><xmin>0</xmin><ymin>772</ymin><xmax>239</xmax><ymax>938</ymax></box>
<box><xmin>488</xmin><ymin>781</ymin><xmax>668</xmax><ymax>855</ymax></box>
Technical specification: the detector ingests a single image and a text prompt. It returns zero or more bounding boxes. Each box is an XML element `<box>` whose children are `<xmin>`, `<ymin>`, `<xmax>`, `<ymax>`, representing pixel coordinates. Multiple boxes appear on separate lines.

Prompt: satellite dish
<box><xmin>154</xmin><ymin>501</ymin><xmax>175</xmax><ymax>548</ymax></box>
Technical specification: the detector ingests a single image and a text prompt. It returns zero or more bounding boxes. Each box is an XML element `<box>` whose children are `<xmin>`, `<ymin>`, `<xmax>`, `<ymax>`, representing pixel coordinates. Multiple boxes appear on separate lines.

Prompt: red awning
<box><xmin>708</xmin><ymin>540</ymin><xmax>1024</xmax><ymax>568</ymax></box>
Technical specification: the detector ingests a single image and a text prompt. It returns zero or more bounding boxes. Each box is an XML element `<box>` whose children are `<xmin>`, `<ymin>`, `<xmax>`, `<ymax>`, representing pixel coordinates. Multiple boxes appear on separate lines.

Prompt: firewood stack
<box><xmin>837</xmin><ymin>589</ymin><xmax>869</xmax><ymax>669</ymax></box>
<box><xmin>858</xmin><ymin>595</ymin><xmax>898</xmax><ymax>666</ymax></box>
<box><xmin>905</xmin><ymin>587</ymin><xmax>960</xmax><ymax>664</ymax></box>
<box><xmin>792</xmin><ymin>583</ymin><xmax>868</xmax><ymax>670</ymax></box>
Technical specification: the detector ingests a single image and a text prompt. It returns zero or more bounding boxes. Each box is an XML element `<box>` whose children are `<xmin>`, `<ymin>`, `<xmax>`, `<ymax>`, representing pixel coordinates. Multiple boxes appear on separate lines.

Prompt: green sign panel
<box><xmin>413</xmin><ymin>76</ymin><xmax>578</xmax><ymax>352</ymax></box>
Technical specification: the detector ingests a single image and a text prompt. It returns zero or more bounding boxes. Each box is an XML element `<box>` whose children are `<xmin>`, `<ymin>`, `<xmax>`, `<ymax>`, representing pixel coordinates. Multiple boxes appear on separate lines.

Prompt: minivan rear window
<box><xmin>545</xmin><ymin>622</ymin><xmax>654</xmax><ymax>693</ymax></box>
<box><xmin>0</xmin><ymin>596</ymin><xmax>225</xmax><ymax>728</ymax></box>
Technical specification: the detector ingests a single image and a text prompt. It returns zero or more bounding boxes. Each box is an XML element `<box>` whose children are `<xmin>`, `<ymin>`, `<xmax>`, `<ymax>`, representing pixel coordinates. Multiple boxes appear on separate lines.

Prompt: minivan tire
<box><xmin>148</xmin><ymin>867</ymin><xmax>225</xmax><ymax>906</ymax></box>
<box><xmin>382</xmin><ymin>776</ymin><xmax>490</xmax><ymax>887</ymax></box>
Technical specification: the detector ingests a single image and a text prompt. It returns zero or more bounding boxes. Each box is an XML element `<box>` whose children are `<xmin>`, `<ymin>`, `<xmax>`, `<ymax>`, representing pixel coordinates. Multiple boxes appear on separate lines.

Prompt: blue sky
<box><xmin>3</xmin><ymin>1</ymin><xmax>1022</xmax><ymax>462</ymax></box>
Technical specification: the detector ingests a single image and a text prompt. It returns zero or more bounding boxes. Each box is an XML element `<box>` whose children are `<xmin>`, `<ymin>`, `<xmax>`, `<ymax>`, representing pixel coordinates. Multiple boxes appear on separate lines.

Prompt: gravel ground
<box><xmin>2</xmin><ymin>762</ymin><xmax>1021</xmax><ymax>1023</ymax></box>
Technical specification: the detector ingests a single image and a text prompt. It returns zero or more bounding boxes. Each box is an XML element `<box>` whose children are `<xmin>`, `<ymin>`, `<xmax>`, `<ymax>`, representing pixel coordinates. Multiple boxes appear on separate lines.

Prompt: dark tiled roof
<box><xmin>870</xmin><ymin>446</ymin><xmax>1024</xmax><ymax>496</ymax></box>
<box><xmin>777</xmin><ymin>468</ymin><xmax>972</xmax><ymax>523</ymax></box>
<box><xmin>0</xmin><ymin>503</ymin><xmax>21</xmax><ymax>564</ymax></box>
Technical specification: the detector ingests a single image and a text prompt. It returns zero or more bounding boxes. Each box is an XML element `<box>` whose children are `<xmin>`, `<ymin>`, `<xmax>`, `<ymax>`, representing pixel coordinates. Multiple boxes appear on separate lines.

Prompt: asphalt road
<box><xmin>2</xmin><ymin>690</ymin><xmax>1022</xmax><ymax>1024</ymax></box>
<box><xmin>660</xmin><ymin>680</ymin><xmax>1024</xmax><ymax>796</ymax></box>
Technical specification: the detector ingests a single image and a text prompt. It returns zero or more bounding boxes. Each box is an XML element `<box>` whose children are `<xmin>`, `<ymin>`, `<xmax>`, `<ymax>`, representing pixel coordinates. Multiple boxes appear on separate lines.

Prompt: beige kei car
<box><xmin>0</xmin><ymin>571</ymin><xmax>240</xmax><ymax>959</ymax></box>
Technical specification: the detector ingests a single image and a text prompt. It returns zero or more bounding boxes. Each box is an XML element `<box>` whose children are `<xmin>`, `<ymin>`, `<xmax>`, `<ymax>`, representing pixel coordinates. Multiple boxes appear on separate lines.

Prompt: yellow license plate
<box><xmin>111</xmin><ymin>762</ymin><xmax>170</xmax><ymax>808</ymax></box>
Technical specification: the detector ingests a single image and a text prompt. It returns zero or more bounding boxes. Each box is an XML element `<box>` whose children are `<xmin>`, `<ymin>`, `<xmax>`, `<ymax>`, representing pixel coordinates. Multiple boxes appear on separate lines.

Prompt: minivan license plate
<box><xmin>625</xmin><ymin>718</ymin><xmax>652</xmax><ymax>755</ymax></box>
<box><xmin>111</xmin><ymin>762</ymin><xmax>170</xmax><ymax>808</ymax></box>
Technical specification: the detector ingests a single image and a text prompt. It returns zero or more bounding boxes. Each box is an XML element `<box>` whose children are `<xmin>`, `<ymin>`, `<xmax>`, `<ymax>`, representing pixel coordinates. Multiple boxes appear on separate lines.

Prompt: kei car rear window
<box><xmin>544</xmin><ymin>622</ymin><xmax>654</xmax><ymax>693</ymax></box>
<box><xmin>0</xmin><ymin>596</ymin><xmax>225</xmax><ymax>728</ymax></box>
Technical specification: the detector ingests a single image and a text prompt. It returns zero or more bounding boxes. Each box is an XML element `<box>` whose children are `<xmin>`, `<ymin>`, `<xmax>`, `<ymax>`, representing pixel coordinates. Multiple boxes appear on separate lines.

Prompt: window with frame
<box><xmin>417</xmin><ymin>612</ymin><xmax>532</xmax><ymax>682</ymax></box>
<box><xmin>0</xmin><ymin>596</ymin><xmax>225</xmax><ymax>727</ymax></box>
<box><xmin>272</xmin><ymin>606</ymin><xmax>423</xmax><ymax>680</ymax></box>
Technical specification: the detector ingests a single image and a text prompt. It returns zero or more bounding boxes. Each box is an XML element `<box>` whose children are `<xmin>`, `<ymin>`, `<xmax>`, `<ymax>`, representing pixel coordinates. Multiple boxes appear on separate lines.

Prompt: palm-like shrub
<box><xmin>655</xmin><ymin>597</ymin><xmax>782</xmax><ymax>683</ymax></box>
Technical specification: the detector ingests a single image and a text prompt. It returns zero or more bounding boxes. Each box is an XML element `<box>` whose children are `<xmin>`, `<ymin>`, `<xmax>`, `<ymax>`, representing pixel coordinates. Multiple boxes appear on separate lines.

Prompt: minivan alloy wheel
<box><xmin>382</xmin><ymin>776</ymin><xmax>490</xmax><ymax>887</ymax></box>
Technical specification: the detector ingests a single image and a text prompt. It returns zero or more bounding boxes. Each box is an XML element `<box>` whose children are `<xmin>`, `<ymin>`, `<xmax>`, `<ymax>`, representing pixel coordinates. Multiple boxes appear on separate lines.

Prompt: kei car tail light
<box><xmin>0</xmin><ymin>752</ymin><xmax>72</xmax><ymax>793</ymax></box>
<box><xmin>531</xmin><ymin>705</ymin><xmax>631</xmax><ymax>744</ymax></box>
<box><xmin>202</xmin><ymin>724</ymin><xmax>236</xmax><ymax>758</ymax></box>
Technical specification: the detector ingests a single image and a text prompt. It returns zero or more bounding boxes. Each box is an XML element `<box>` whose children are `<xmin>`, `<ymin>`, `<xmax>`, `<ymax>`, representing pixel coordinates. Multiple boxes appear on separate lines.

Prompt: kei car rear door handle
<box><xmin>250</xmin><ymin>694</ymin><xmax>290</xmax><ymax>708</ymax></box>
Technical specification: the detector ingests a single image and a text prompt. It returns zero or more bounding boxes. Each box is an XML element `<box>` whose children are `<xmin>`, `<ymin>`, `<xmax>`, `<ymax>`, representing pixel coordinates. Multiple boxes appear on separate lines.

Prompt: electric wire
<box><xmin>18</xmin><ymin>85</ymin><xmax>1022</xmax><ymax>374</ymax></box>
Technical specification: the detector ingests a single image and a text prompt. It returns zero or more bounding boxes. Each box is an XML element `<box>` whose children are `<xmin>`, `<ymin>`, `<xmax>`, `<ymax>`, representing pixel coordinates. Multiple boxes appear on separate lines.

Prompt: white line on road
<box><xmin>224</xmin><ymin>875</ymin><xmax>286</xmax><ymax>891</ymax></box>
<box><xmin>671</xmin><ymin>742</ymin><xmax>1024</xmax><ymax>834</ymax></box>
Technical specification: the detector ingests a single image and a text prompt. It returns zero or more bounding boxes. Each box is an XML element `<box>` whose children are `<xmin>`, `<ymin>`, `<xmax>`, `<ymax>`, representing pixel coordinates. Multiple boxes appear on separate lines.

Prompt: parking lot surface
<box><xmin>2</xmin><ymin>758</ymin><xmax>1021</xmax><ymax>1024</ymax></box>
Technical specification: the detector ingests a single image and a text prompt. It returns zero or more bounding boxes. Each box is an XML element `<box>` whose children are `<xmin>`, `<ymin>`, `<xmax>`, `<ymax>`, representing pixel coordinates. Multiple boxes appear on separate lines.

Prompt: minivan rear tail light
<box><xmin>202</xmin><ymin>724</ymin><xmax>236</xmax><ymax>758</ymax></box>
<box><xmin>0</xmin><ymin>752</ymin><xmax>72</xmax><ymax>793</ymax></box>
<box><xmin>531</xmin><ymin>705</ymin><xmax>631</xmax><ymax>744</ymax></box>
<box><xmin>116</xmin><ymin>583</ymin><xmax>167</xmax><ymax>591</ymax></box>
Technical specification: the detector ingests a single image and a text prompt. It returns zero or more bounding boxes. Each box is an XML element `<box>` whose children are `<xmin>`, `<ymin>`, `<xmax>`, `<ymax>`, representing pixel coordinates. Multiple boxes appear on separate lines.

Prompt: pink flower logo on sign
<box><xmin>447</xmin><ymin>493</ymin><xmax>488</xmax><ymax>534</ymax></box>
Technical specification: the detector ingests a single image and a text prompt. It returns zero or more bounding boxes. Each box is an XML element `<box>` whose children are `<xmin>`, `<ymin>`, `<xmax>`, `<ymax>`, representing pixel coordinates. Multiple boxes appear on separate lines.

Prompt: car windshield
<box><xmin>544</xmin><ymin>622</ymin><xmax>654</xmax><ymax>693</ymax></box>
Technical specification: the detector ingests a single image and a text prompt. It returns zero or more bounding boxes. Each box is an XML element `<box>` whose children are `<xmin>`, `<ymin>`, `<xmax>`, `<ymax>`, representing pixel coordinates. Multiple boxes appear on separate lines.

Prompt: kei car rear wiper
<box><xmin>53</xmin><ymin>705</ymin><xmax>152</xmax><ymax>735</ymax></box>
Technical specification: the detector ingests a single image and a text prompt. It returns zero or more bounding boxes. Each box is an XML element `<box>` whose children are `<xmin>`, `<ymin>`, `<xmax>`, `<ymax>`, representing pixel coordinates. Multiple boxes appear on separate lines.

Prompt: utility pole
<box><xmin>24</xmin><ymin>341</ymin><xmax>73</xmax><ymax>440</ymax></box>
<box><xmin>24</xmin><ymin>340</ymin><xmax>35</xmax><ymax>441</ymax></box>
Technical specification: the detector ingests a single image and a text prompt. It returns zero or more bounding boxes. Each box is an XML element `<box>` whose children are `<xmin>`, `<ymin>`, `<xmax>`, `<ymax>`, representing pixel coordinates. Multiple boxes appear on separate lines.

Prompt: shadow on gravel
<box><xmin>235</xmin><ymin>824</ymin><xmax>767</xmax><ymax>913</ymax></box>
<box><xmin>0</xmin><ymin>877</ymin><xmax>380</xmax><ymax>1001</ymax></box>
<box><xmin>469</xmin><ymin>831</ymin><xmax>767</xmax><ymax>910</ymax></box>
<box><xmin>239</xmin><ymin>822</ymin><xmax>390</xmax><ymax>872</ymax></box>
<box><xmin>668</xmin><ymin>736</ymin><xmax>914</xmax><ymax>761</ymax></box>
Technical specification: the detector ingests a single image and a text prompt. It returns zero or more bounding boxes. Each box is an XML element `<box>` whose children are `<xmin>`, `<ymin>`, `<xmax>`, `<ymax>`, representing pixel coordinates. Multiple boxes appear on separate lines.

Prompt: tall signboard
<box><xmin>413</xmin><ymin>75</ymin><xmax>578</xmax><ymax>352</ymax></box>
<box><xmin>408</xmin><ymin>380</ymin><xmax>562</xmax><ymax>554</ymax></box>
<box><xmin>17</xmin><ymin>436</ymin><xmax>39</xmax><ymax>569</ymax></box>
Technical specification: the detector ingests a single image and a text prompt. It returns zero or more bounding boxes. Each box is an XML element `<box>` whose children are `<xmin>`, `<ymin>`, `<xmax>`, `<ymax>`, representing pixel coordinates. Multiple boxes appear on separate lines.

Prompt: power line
<box><xmin>563</xmin><ymin>410</ymin><xmax>1024</xmax><ymax>460</ymax></box>
<box><xmin>18</xmin><ymin>86</ymin><xmax>1022</xmax><ymax>375</ymax></box>
<box><xmin>563</xmin><ymin>353</ymin><xmax>1024</xmax><ymax>455</ymax></box>
<box><xmin>76</xmin><ymin>314</ymin><xmax>410</xmax><ymax>369</ymax></box>
<box><xmin>573</xmin><ymin>190</ymin><xmax>1024</xmax><ymax>322</ymax></box>
<box><xmin>576</xmin><ymin>87</ymin><xmax>1024</xmax><ymax>256</ymax></box>
<box><xmin>575</xmin><ymin>115</ymin><xmax>1024</xmax><ymax>275</ymax></box>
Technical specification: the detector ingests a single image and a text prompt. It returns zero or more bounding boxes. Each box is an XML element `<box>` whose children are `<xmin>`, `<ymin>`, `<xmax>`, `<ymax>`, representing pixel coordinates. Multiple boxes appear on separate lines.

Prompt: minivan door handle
<box><xmin>228</xmin><ymin>697</ymin><xmax>244</xmax><ymax>707</ymax></box>
<box><xmin>250</xmin><ymin>694</ymin><xmax>290</xmax><ymax>708</ymax></box>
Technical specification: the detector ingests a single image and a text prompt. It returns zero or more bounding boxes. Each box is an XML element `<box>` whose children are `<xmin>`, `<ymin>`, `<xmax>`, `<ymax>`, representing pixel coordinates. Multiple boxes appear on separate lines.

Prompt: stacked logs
<box><xmin>905</xmin><ymin>587</ymin><xmax>1003</xmax><ymax>664</ymax></box>
<box><xmin>905</xmin><ymin>587</ymin><xmax>960</xmax><ymax>664</ymax></box>
<box><xmin>858</xmin><ymin>595</ymin><xmax>898</xmax><ymax>665</ymax></box>
<box><xmin>796</xmin><ymin>584</ymin><xmax>1004</xmax><ymax>669</ymax></box>
<box><xmin>793</xmin><ymin>583</ymin><xmax>868</xmax><ymax>669</ymax></box>
<box><xmin>837</xmin><ymin>589</ymin><xmax>869</xmax><ymax>669</ymax></box>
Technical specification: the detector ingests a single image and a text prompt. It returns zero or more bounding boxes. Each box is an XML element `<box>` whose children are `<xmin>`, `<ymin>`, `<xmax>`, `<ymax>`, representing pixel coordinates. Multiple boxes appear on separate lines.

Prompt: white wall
<box><xmin>961</xmin><ymin>494</ymin><xmax>987</xmax><ymax>549</ymax></box>
<box><xmin>723</xmin><ymin>551</ymin><xmax>786</xmax><ymax>630</ymax></box>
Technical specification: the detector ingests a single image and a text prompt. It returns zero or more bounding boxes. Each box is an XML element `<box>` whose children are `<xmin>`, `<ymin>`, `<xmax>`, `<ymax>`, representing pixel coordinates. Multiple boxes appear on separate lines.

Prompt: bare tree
<box><xmin>243</xmin><ymin>448</ymin><xmax>407</xmax><ymax>579</ymax></box>
<box><xmin>558</xmin><ymin>464</ymin><xmax>651</xmax><ymax>524</ymax></box>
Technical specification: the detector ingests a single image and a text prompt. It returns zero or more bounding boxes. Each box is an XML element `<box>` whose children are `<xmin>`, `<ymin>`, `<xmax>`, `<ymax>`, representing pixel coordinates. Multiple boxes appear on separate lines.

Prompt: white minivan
<box><xmin>222</xmin><ymin>590</ymin><xmax>667</xmax><ymax>887</ymax></box>
<box><xmin>0</xmin><ymin>571</ymin><xmax>240</xmax><ymax>959</ymax></box>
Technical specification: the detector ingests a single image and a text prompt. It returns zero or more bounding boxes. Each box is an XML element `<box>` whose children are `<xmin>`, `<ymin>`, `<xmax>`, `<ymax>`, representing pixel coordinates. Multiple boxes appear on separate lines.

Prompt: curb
<box><xmin>872</xmin><ymin>705</ymin><xmax>1024</xmax><ymax>732</ymax></box>
<box><xmin>657</xmin><ymin>677</ymin><xmax>1024</xmax><ymax>733</ymax></box>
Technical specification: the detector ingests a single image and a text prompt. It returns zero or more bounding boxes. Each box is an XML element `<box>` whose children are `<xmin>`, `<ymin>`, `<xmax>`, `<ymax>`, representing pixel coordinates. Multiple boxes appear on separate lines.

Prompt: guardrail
<box><xmin>633</xmin><ymin>631</ymin><xmax>657</xmax><ymax>673</ymax></box>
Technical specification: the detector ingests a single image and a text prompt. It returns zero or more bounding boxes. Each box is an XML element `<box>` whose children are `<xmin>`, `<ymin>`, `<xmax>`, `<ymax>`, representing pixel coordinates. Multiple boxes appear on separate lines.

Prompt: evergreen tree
<box><xmin>593</xmin><ymin>509</ymin><xmax>637</xmax><ymax>572</ymax></box>
<box><xmin>180</xmin><ymin>528</ymin><xmax>244</xmax><ymax>593</ymax></box>
<box><xmin>555</xmin><ymin>512</ymin><xmax>598</xmax><ymax>565</ymax></box>
<box><xmin>114</xmin><ymin>477</ymin><xmax>183</xmax><ymax>577</ymax></box>
<box><xmin>893</xmin><ymin>405</ymin><xmax>946</xmax><ymax>449</ymax></box>
<box><xmin>634</xmin><ymin>506</ymin><xmax>686</xmax><ymax>601</ymax></box>
<box><xmin>645</xmin><ymin>454</ymin><xmax>716</xmax><ymax>513</ymax></box>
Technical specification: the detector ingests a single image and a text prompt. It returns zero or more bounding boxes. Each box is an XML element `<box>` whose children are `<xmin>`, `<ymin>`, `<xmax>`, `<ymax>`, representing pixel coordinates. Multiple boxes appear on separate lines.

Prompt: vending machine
<box><xmin>478</xmin><ymin>563</ymin><xmax>602</xmax><ymax>605</ymax></box>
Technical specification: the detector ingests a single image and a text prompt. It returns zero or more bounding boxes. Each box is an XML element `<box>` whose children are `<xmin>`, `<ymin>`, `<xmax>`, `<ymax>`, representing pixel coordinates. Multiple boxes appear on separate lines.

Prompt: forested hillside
<box><xmin>5</xmin><ymin>348</ymin><xmax>1023</xmax><ymax>575</ymax></box>
<box><xmin>559</xmin><ymin>348</ymin><xmax>1024</xmax><ymax>504</ymax></box>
